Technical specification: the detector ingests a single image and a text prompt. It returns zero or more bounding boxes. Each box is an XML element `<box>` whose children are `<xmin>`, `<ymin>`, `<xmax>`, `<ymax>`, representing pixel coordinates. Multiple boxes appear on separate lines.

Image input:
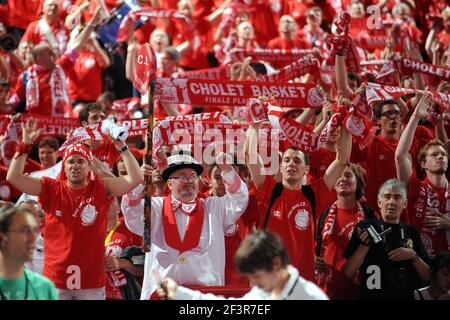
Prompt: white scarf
<box><xmin>26</xmin><ymin>64</ymin><xmax>70</xmax><ymax>117</ymax></box>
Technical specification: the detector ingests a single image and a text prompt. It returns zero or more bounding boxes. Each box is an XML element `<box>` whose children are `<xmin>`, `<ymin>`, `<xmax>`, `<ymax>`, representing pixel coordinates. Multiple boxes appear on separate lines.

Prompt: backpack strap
<box><xmin>263</xmin><ymin>183</ymin><xmax>283</xmax><ymax>229</ymax></box>
<box><xmin>263</xmin><ymin>183</ymin><xmax>317</xmax><ymax>231</ymax></box>
<box><xmin>301</xmin><ymin>184</ymin><xmax>316</xmax><ymax>229</ymax></box>
<box><xmin>315</xmin><ymin>207</ymin><xmax>330</xmax><ymax>256</ymax></box>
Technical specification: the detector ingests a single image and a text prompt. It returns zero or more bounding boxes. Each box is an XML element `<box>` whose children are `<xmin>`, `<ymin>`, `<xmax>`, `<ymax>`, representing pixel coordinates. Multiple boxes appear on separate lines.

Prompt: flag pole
<box><xmin>143</xmin><ymin>78</ymin><xmax>155</xmax><ymax>252</ymax></box>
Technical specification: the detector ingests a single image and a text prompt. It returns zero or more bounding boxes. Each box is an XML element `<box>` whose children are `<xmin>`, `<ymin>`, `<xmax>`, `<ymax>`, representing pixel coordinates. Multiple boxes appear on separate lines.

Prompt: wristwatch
<box><xmin>118</xmin><ymin>145</ymin><xmax>129</xmax><ymax>154</ymax></box>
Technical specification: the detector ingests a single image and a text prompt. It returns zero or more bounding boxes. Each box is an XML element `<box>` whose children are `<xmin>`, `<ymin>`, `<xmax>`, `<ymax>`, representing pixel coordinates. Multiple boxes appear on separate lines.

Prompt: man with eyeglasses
<box><xmin>121</xmin><ymin>152</ymin><xmax>249</xmax><ymax>299</ymax></box>
<box><xmin>396</xmin><ymin>95</ymin><xmax>450</xmax><ymax>257</ymax></box>
<box><xmin>351</xmin><ymin>99</ymin><xmax>433</xmax><ymax>209</ymax></box>
<box><xmin>0</xmin><ymin>207</ymin><xmax>58</xmax><ymax>300</ymax></box>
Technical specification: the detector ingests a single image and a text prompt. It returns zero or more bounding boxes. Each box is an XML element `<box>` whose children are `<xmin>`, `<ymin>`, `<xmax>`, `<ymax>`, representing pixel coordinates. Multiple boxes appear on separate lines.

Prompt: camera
<box><xmin>365</xmin><ymin>225</ymin><xmax>392</xmax><ymax>245</ymax></box>
<box><xmin>0</xmin><ymin>33</ymin><xmax>18</xmax><ymax>52</ymax></box>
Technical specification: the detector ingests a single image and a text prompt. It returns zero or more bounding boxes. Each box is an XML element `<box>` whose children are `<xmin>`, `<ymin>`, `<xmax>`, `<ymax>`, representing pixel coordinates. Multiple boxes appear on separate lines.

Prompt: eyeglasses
<box><xmin>381</xmin><ymin>110</ymin><xmax>401</xmax><ymax>118</ymax></box>
<box><xmin>7</xmin><ymin>227</ymin><xmax>40</xmax><ymax>237</ymax></box>
<box><xmin>169</xmin><ymin>175</ymin><xmax>199</xmax><ymax>183</ymax></box>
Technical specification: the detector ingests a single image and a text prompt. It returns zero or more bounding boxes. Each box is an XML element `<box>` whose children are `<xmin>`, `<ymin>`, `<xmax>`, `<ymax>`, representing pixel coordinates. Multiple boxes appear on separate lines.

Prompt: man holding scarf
<box><xmin>245</xmin><ymin>121</ymin><xmax>352</xmax><ymax>283</ymax></box>
<box><xmin>121</xmin><ymin>152</ymin><xmax>249</xmax><ymax>299</ymax></box>
<box><xmin>6</xmin><ymin>118</ymin><xmax>143</xmax><ymax>300</ymax></box>
<box><xmin>9</xmin><ymin>7</ymin><xmax>102</xmax><ymax>118</ymax></box>
<box><xmin>395</xmin><ymin>94</ymin><xmax>450</xmax><ymax>257</ymax></box>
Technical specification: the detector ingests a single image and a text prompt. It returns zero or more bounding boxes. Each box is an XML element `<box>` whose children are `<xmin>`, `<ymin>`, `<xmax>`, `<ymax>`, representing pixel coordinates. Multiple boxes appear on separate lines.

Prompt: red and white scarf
<box><xmin>155</xmin><ymin>78</ymin><xmax>324</xmax><ymax>108</ymax></box>
<box><xmin>394</xmin><ymin>56</ymin><xmax>450</xmax><ymax>82</ymax></box>
<box><xmin>162</xmin><ymin>196</ymin><xmax>204</xmax><ymax>253</ymax></box>
<box><xmin>229</xmin><ymin>48</ymin><xmax>316</xmax><ymax>64</ymax></box>
<box><xmin>415</xmin><ymin>179</ymin><xmax>450</xmax><ymax>248</ymax></box>
<box><xmin>26</xmin><ymin>64</ymin><xmax>70</xmax><ymax>117</ymax></box>
<box><xmin>321</xmin><ymin>201</ymin><xmax>365</xmax><ymax>252</ymax></box>
<box><xmin>37</xmin><ymin>19</ymin><xmax>68</xmax><ymax>56</ymax></box>
<box><xmin>256</xmin><ymin>53</ymin><xmax>321</xmax><ymax>82</ymax></box>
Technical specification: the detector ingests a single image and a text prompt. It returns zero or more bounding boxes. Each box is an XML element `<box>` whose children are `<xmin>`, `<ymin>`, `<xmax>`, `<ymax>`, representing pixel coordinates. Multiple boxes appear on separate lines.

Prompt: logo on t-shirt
<box><xmin>80</xmin><ymin>204</ymin><xmax>97</xmax><ymax>226</ymax></box>
<box><xmin>84</xmin><ymin>57</ymin><xmax>95</xmax><ymax>69</ymax></box>
<box><xmin>294</xmin><ymin>209</ymin><xmax>309</xmax><ymax>231</ymax></box>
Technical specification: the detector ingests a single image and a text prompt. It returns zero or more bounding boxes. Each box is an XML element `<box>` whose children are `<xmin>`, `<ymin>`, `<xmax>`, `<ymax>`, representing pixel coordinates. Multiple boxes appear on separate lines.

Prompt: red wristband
<box><xmin>15</xmin><ymin>142</ymin><xmax>32</xmax><ymax>158</ymax></box>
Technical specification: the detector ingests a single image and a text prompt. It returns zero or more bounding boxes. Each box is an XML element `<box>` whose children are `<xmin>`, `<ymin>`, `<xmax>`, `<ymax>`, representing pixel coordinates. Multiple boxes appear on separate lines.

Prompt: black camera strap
<box><xmin>379</xmin><ymin>219</ymin><xmax>408</xmax><ymax>248</ymax></box>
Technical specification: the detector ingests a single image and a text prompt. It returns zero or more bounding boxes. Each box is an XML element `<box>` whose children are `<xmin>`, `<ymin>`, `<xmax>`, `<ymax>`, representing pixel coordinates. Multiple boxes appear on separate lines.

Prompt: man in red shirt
<box><xmin>78</xmin><ymin>102</ymin><xmax>120</xmax><ymax>171</ymax></box>
<box><xmin>21</xmin><ymin>0</ymin><xmax>70</xmax><ymax>58</ymax></box>
<box><xmin>6</xmin><ymin>117</ymin><xmax>143</xmax><ymax>300</ymax></box>
<box><xmin>10</xmin><ymin>8</ymin><xmax>102</xmax><ymax>117</ymax></box>
<box><xmin>245</xmin><ymin>122</ymin><xmax>352</xmax><ymax>282</ymax></box>
<box><xmin>268</xmin><ymin>14</ymin><xmax>310</xmax><ymax>69</ymax></box>
<box><xmin>395</xmin><ymin>95</ymin><xmax>450</xmax><ymax>257</ymax></box>
<box><xmin>351</xmin><ymin>100</ymin><xmax>404</xmax><ymax>209</ymax></box>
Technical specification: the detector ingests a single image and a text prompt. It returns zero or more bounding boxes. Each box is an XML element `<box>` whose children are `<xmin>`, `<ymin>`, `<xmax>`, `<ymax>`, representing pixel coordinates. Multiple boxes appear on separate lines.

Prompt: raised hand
<box><xmin>21</xmin><ymin>117</ymin><xmax>42</xmax><ymax>145</ymax></box>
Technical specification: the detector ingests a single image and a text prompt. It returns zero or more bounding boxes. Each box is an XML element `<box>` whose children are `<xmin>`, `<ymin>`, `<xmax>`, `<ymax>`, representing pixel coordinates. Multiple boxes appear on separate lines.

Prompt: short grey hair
<box><xmin>377</xmin><ymin>179</ymin><xmax>407</xmax><ymax>201</ymax></box>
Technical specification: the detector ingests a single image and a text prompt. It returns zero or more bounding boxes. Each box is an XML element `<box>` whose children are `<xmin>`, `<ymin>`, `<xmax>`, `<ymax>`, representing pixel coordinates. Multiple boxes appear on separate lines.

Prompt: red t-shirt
<box><xmin>308</xmin><ymin>147</ymin><xmax>335</xmax><ymax>183</ymax></box>
<box><xmin>5</xmin><ymin>0</ymin><xmax>44</xmax><ymax>29</ymax></box>
<box><xmin>0</xmin><ymin>159</ymin><xmax>41</xmax><ymax>201</ymax></box>
<box><xmin>351</xmin><ymin>135</ymin><xmax>399</xmax><ymax>209</ymax></box>
<box><xmin>319</xmin><ymin>207</ymin><xmax>360</xmax><ymax>300</ymax></box>
<box><xmin>407</xmin><ymin>175</ymin><xmax>450</xmax><ymax>256</ymax></box>
<box><xmin>67</xmin><ymin>50</ymin><xmax>104</xmax><ymax>102</ymax></box>
<box><xmin>21</xmin><ymin>20</ymin><xmax>70</xmax><ymax>54</ymax></box>
<box><xmin>256</xmin><ymin>176</ymin><xmax>335</xmax><ymax>282</ymax></box>
<box><xmin>224</xmin><ymin>193</ymin><xmax>259</xmax><ymax>286</ymax></box>
<box><xmin>92</xmin><ymin>140</ymin><xmax>121</xmax><ymax>171</ymax></box>
<box><xmin>12</xmin><ymin>54</ymin><xmax>75</xmax><ymax>116</ymax></box>
<box><xmin>39</xmin><ymin>176</ymin><xmax>111</xmax><ymax>289</ymax></box>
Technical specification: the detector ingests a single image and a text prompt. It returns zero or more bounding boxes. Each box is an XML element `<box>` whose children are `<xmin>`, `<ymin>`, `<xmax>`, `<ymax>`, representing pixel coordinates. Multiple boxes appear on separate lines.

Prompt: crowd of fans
<box><xmin>0</xmin><ymin>0</ymin><xmax>450</xmax><ymax>300</ymax></box>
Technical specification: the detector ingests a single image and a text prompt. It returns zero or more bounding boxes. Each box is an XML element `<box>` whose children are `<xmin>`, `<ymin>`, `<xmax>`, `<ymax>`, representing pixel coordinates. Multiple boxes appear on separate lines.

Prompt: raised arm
<box><xmin>245</xmin><ymin>123</ymin><xmax>267</xmax><ymax>190</ymax></box>
<box><xmin>335</xmin><ymin>53</ymin><xmax>353</xmax><ymax>98</ymax></box>
<box><xmin>395</xmin><ymin>95</ymin><xmax>431</xmax><ymax>183</ymax></box>
<box><xmin>103</xmin><ymin>141</ymin><xmax>144</xmax><ymax>197</ymax></box>
<box><xmin>65</xmin><ymin>0</ymin><xmax>90</xmax><ymax>29</ymax></box>
<box><xmin>6</xmin><ymin>118</ymin><xmax>43</xmax><ymax>196</ymax></box>
<box><xmin>68</xmin><ymin>7</ymin><xmax>103</xmax><ymax>53</ymax></box>
<box><xmin>90</xmin><ymin>37</ymin><xmax>110</xmax><ymax>69</ymax></box>
<box><xmin>323</xmin><ymin>125</ymin><xmax>351</xmax><ymax>190</ymax></box>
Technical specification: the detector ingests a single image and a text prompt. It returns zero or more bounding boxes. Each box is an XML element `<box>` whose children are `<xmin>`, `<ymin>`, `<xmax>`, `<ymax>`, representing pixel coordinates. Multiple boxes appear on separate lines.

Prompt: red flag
<box><xmin>134</xmin><ymin>43</ymin><xmax>156</xmax><ymax>96</ymax></box>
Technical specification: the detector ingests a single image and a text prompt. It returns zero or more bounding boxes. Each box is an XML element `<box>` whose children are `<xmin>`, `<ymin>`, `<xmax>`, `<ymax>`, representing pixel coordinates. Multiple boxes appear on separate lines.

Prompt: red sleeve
<box><xmin>56</xmin><ymin>53</ymin><xmax>75</xmax><ymax>74</ymax></box>
<box><xmin>11</xmin><ymin>72</ymin><xmax>25</xmax><ymax>103</ymax></box>
<box><xmin>255</xmin><ymin>175</ymin><xmax>277</xmax><ymax>205</ymax></box>
<box><xmin>24</xmin><ymin>158</ymin><xmax>43</xmax><ymax>173</ymax></box>
<box><xmin>21</xmin><ymin>22</ymin><xmax>39</xmax><ymax>45</ymax></box>
<box><xmin>311</xmin><ymin>178</ymin><xmax>337</xmax><ymax>224</ymax></box>
<box><xmin>405</xmin><ymin>174</ymin><xmax>423</xmax><ymax>225</ymax></box>
<box><xmin>39</xmin><ymin>176</ymin><xmax>57</xmax><ymax>212</ymax></box>
<box><xmin>350</xmin><ymin>140</ymin><xmax>367</xmax><ymax>166</ymax></box>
